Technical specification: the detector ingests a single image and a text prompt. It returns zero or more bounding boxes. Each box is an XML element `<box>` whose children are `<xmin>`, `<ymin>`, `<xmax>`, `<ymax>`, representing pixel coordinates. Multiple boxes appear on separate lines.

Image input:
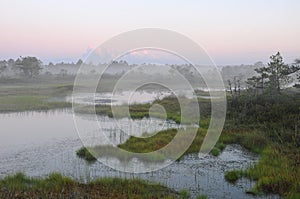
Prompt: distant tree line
<box><xmin>0</xmin><ymin>57</ymin><xmax>86</xmax><ymax>78</ymax></box>
<box><xmin>0</xmin><ymin>57</ymin><xmax>137</xmax><ymax>78</ymax></box>
<box><xmin>0</xmin><ymin>56</ymin><xmax>42</xmax><ymax>78</ymax></box>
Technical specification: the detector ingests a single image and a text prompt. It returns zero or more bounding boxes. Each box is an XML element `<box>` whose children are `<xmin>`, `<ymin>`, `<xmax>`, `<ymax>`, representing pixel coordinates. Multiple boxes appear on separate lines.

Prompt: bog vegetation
<box><xmin>0</xmin><ymin>173</ymin><xmax>178</xmax><ymax>199</ymax></box>
<box><xmin>77</xmin><ymin>52</ymin><xmax>300</xmax><ymax>198</ymax></box>
<box><xmin>1</xmin><ymin>52</ymin><xmax>300</xmax><ymax>198</ymax></box>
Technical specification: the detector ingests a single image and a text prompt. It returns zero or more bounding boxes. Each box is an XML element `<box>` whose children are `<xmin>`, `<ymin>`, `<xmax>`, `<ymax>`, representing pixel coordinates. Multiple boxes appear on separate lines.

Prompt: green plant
<box><xmin>196</xmin><ymin>195</ymin><xmax>208</xmax><ymax>199</ymax></box>
<box><xmin>225</xmin><ymin>170</ymin><xmax>243</xmax><ymax>183</ymax></box>
<box><xmin>76</xmin><ymin>147</ymin><xmax>97</xmax><ymax>162</ymax></box>
<box><xmin>179</xmin><ymin>189</ymin><xmax>191</xmax><ymax>199</ymax></box>
<box><xmin>0</xmin><ymin>173</ymin><xmax>177</xmax><ymax>198</ymax></box>
<box><xmin>211</xmin><ymin>147</ymin><xmax>221</xmax><ymax>156</ymax></box>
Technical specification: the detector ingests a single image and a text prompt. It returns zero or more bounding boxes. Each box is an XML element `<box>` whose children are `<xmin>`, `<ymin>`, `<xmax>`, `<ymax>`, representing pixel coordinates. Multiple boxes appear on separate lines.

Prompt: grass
<box><xmin>0</xmin><ymin>95</ymin><xmax>71</xmax><ymax>112</ymax></box>
<box><xmin>74</xmin><ymin>95</ymin><xmax>208</xmax><ymax>125</ymax></box>
<box><xmin>210</xmin><ymin>147</ymin><xmax>221</xmax><ymax>156</ymax></box>
<box><xmin>0</xmin><ymin>172</ymin><xmax>178</xmax><ymax>199</ymax></box>
<box><xmin>196</xmin><ymin>195</ymin><xmax>208</xmax><ymax>199</ymax></box>
<box><xmin>77</xmin><ymin>126</ymin><xmax>296</xmax><ymax>197</ymax></box>
<box><xmin>222</xmin><ymin>90</ymin><xmax>300</xmax><ymax>197</ymax></box>
<box><xmin>79</xmin><ymin>145</ymin><xmax>168</xmax><ymax>162</ymax></box>
<box><xmin>118</xmin><ymin>128</ymin><xmax>178</xmax><ymax>153</ymax></box>
<box><xmin>224</xmin><ymin>170</ymin><xmax>243</xmax><ymax>183</ymax></box>
<box><xmin>224</xmin><ymin>145</ymin><xmax>300</xmax><ymax>197</ymax></box>
<box><xmin>182</xmin><ymin>127</ymin><xmax>267</xmax><ymax>157</ymax></box>
<box><xmin>77</xmin><ymin>126</ymin><xmax>267</xmax><ymax>163</ymax></box>
<box><xmin>0</xmin><ymin>80</ymin><xmax>73</xmax><ymax>113</ymax></box>
<box><xmin>218</xmin><ymin>129</ymin><xmax>268</xmax><ymax>154</ymax></box>
<box><xmin>77</xmin><ymin>128</ymin><xmax>200</xmax><ymax>163</ymax></box>
<box><xmin>74</xmin><ymin>99</ymin><xmax>177</xmax><ymax>122</ymax></box>
<box><xmin>179</xmin><ymin>190</ymin><xmax>190</xmax><ymax>199</ymax></box>
<box><xmin>3</xmin><ymin>76</ymin><xmax>299</xmax><ymax>198</ymax></box>
<box><xmin>243</xmin><ymin>145</ymin><xmax>300</xmax><ymax>197</ymax></box>
<box><xmin>76</xmin><ymin>146</ymin><xmax>97</xmax><ymax>162</ymax></box>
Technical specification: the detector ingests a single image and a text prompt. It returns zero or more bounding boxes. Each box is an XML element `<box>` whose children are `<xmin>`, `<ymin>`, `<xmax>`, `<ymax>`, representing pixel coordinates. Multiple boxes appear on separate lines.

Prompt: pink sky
<box><xmin>0</xmin><ymin>0</ymin><xmax>299</xmax><ymax>65</ymax></box>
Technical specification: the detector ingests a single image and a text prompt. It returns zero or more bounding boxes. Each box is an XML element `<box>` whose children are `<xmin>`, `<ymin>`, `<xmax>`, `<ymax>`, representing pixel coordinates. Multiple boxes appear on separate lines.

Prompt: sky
<box><xmin>0</xmin><ymin>0</ymin><xmax>299</xmax><ymax>65</ymax></box>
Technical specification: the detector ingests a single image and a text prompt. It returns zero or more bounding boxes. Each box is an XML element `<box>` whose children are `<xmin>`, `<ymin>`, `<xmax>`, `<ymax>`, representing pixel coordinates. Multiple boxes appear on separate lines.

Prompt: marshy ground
<box><xmin>1</xmin><ymin>76</ymin><xmax>300</xmax><ymax>198</ymax></box>
<box><xmin>0</xmin><ymin>173</ymin><xmax>178</xmax><ymax>199</ymax></box>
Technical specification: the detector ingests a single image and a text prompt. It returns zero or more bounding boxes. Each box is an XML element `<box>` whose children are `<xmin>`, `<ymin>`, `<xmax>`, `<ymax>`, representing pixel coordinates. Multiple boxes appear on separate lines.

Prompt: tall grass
<box><xmin>218</xmin><ymin>129</ymin><xmax>268</xmax><ymax>154</ymax></box>
<box><xmin>0</xmin><ymin>173</ymin><xmax>177</xmax><ymax>198</ymax></box>
<box><xmin>244</xmin><ymin>145</ymin><xmax>300</xmax><ymax>197</ymax></box>
<box><xmin>224</xmin><ymin>145</ymin><xmax>300</xmax><ymax>197</ymax></box>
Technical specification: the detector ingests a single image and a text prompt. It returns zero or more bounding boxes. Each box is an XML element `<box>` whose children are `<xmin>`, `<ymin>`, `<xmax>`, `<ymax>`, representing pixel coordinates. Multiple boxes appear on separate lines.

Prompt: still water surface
<box><xmin>0</xmin><ymin>110</ymin><xmax>275</xmax><ymax>198</ymax></box>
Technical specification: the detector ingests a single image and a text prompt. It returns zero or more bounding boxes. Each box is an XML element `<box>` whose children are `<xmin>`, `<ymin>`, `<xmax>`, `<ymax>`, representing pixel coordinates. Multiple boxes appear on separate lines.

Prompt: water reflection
<box><xmin>0</xmin><ymin>110</ymin><xmax>271</xmax><ymax>198</ymax></box>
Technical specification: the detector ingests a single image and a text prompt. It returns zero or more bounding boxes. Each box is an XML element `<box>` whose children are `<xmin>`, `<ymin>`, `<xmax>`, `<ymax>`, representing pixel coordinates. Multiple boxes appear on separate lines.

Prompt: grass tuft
<box><xmin>224</xmin><ymin>170</ymin><xmax>243</xmax><ymax>183</ymax></box>
<box><xmin>179</xmin><ymin>189</ymin><xmax>191</xmax><ymax>199</ymax></box>
<box><xmin>76</xmin><ymin>147</ymin><xmax>97</xmax><ymax>162</ymax></box>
